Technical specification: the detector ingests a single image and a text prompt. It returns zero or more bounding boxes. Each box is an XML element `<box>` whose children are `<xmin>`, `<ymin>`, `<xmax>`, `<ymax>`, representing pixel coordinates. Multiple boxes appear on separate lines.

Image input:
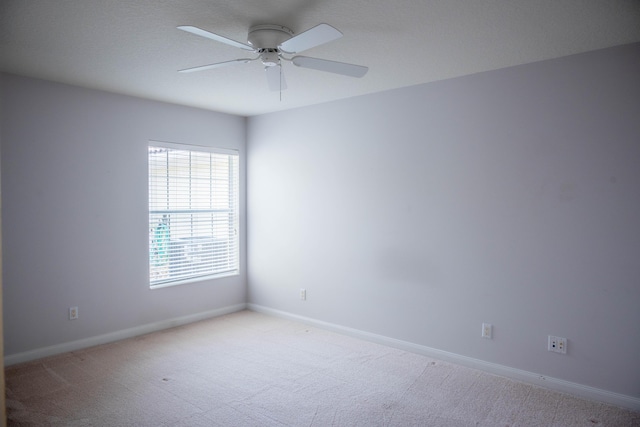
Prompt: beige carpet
<box><xmin>5</xmin><ymin>310</ymin><xmax>640</xmax><ymax>426</ymax></box>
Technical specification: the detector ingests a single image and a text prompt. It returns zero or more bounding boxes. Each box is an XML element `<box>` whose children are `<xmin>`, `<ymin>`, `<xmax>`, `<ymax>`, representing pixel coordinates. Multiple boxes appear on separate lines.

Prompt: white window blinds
<box><xmin>148</xmin><ymin>142</ymin><xmax>239</xmax><ymax>288</ymax></box>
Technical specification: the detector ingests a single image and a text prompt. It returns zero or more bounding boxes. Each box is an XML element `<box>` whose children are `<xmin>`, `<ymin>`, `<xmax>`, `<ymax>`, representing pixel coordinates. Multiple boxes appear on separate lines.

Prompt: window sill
<box><xmin>150</xmin><ymin>270</ymin><xmax>239</xmax><ymax>290</ymax></box>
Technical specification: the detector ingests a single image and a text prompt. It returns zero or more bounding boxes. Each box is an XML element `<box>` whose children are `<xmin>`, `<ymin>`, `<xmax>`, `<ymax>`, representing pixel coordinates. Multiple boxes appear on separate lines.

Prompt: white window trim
<box><xmin>148</xmin><ymin>140</ymin><xmax>240</xmax><ymax>289</ymax></box>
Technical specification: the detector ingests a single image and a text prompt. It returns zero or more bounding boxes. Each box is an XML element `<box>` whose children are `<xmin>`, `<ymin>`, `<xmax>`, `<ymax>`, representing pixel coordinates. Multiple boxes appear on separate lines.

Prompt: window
<box><xmin>148</xmin><ymin>141</ymin><xmax>239</xmax><ymax>288</ymax></box>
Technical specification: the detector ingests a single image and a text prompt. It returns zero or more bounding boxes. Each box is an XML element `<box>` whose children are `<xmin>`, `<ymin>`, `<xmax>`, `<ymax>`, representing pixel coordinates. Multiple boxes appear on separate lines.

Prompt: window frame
<box><xmin>148</xmin><ymin>140</ymin><xmax>240</xmax><ymax>289</ymax></box>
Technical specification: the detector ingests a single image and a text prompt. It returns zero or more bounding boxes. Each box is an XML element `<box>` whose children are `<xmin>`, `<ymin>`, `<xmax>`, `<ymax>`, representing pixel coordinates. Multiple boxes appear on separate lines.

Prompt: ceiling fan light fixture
<box><xmin>260</xmin><ymin>49</ymin><xmax>280</xmax><ymax>67</ymax></box>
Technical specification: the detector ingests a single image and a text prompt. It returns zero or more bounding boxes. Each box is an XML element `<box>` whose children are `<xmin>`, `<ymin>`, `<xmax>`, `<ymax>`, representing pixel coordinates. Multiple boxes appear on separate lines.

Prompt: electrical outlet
<box><xmin>482</xmin><ymin>323</ymin><xmax>492</xmax><ymax>339</ymax></box>
<box><xmin>300</xmin><ymin>289</ymin><xmax>306</xmax><ymax>301</ymax></box>
<box><xmin>69</xmin><ymin>306</ymin><xmax>79</xmax><ymax>320</ymax></box>
<box><xmin>548</xmin><ymin>335</ymin><xmax>567</xmax><ymax>354</ymax></box>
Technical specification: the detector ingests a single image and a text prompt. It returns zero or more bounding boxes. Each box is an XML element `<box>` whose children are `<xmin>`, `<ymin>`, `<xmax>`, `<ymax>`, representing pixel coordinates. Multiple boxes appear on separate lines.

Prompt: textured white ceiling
<box><xmin>1</xmin><ymin>0</ymin><xmax>639</xmax><ymax>116</ymax></box>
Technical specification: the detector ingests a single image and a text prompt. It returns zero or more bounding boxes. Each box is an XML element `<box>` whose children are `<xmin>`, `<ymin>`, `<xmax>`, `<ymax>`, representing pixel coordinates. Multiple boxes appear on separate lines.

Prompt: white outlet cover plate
<box><xmin>482</xmin><ymin>323</ymin><xmax>492</xmax><ymax>339</ymax></box>
<box><xmin>548</xmin><ymin>335</ymin><xmax>567</xmax><ymax>354</ymax></box>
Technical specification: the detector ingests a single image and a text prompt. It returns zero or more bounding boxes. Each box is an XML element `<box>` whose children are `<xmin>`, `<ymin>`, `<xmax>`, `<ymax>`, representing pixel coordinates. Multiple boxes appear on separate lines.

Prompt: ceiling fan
<box><xmin>177</xmin><ymin>23</ymin><xmax>368</xmax><ymax>91</ymax></box>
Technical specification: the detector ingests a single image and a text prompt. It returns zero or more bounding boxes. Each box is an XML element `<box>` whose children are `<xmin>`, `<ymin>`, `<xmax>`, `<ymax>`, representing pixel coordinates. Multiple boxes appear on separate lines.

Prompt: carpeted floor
<box><xmin>5</xmin><ymin>310</ymin><xmax>640</xmax><ymax>426</ymax></box>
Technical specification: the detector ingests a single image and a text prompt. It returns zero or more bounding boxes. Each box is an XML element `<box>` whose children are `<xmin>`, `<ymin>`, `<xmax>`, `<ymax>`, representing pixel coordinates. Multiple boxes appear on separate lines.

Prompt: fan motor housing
<box><xmin>247</xmin><ymin>24</ymin><xmax>293</xmax><ymax>49</ymax></box>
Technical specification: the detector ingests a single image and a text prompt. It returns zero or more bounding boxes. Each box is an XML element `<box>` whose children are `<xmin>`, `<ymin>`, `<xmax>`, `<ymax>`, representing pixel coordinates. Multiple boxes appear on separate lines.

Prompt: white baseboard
<box><xmin>5</xmin><ymin>303</ymin><xmax>247</xmax><ymax>366</ymax></box>
<box><xmin>248</xmin><ymin>303</ymin><xmax>640</xmax><ymax>412</ymax></box>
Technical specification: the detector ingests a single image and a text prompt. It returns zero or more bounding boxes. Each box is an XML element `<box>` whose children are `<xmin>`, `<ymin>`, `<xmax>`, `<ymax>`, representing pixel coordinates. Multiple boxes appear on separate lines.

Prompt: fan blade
<box><xmin>292</xmin><ymin>56</ymin><xmax>368</xmax><ymax>78</ymax></box>
<box><xmin>279</xmin><ymin>23</ymin><xmax>342</xmax><ymax>54</ymax></box>
<box><xmin>265</xmin><ymin>65</ymin><xmax>287</xmax><ymax>91</ymax></box>
<box><xmin>179</xmin><ymin>58</ymin><xmax>253</xmax><ymax>73</ymax></box>
<box><xmin>177</xmin><ymin>26</ymin><xmax>255</xmax><ymax>51</ymax></box>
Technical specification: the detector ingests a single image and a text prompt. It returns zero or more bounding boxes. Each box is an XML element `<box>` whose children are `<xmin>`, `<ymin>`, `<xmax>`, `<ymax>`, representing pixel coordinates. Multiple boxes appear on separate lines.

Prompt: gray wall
<box><xmin>1</xmin><ymin>74</ymin><xmax>247</xmax><ymax>356</ymax></box>
<box><xmin>2</xmin><ymin>43</ymin><xmax>639</xmax><ymax>400</ymax></box>
<box><xmin>247</xmin><ymin>43</ymin><xmax>640</xmax><ymax>398</ymax></box>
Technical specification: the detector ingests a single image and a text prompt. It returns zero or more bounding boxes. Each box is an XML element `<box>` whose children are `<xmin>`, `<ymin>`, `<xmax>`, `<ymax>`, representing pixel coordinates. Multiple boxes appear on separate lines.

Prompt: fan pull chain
<box><xmin>279</xmin><ymin>64</ymin><xmax>282</xmax><ymax>102</ymax></box>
